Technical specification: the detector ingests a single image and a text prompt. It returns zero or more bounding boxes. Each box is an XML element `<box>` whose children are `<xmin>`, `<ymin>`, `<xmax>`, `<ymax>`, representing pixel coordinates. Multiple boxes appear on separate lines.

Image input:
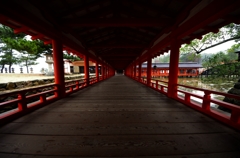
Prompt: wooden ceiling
<box><xmin>0</xmin><ymin>0</ymin><xmax>240</xmax><ymax>70</ymax></box>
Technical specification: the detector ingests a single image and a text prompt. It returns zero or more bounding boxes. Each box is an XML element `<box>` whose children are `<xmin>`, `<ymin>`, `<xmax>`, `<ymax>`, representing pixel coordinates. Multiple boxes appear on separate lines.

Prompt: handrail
<box><xmin>0</xmin><ymin>84</ymin><xmax>59</xmax><ymax>121</ymax></box>
<box><xmin>176</xmin><ymin>83</ymin><xmax>240</xmax><ymax>129</ymax></box>
<box><xmin>0</xmin><ymin>74</ymin><xmax>110</xmax><ymax>124</ymax></box>
<box><xmin>129</xmin><ymin>75</ymin><xmax>240</xmax><ymax>130</ymax></box>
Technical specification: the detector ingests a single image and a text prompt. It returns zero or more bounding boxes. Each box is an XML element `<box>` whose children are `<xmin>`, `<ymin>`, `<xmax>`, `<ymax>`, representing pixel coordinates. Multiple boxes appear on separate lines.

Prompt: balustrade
<box><xmin>128</xmin><ymin>75</ymin><xmax>240</xmax><ymax>130</ymax></box>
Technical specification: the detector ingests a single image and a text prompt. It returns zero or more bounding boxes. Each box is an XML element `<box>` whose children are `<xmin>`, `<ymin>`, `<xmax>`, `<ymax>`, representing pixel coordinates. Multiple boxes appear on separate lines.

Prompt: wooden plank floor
<box><xmin>0</xmin><ymin>75</ymin><xmax>240</xmax><ymax>157</ymax></box>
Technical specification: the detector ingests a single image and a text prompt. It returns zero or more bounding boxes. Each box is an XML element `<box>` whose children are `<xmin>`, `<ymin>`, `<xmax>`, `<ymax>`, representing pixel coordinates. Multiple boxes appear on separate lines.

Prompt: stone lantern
<box><xmin>45</xmin><ymin>54</ymin><xmax>54</xmax><ymax>73</ymax></box>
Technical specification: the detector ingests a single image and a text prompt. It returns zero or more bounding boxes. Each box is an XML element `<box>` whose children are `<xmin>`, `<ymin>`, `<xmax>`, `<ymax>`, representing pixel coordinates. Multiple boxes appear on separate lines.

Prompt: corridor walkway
<box><xmin>0</xmin><ymin>75</ymin><xmax>240</xmax><ymax>157</ymax></box>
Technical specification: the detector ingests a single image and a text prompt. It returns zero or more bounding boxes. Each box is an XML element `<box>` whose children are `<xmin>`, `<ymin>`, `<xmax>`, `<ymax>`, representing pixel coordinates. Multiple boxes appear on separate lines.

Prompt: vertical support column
<box><xmin>102</xmin><ymin>64</ymin><xmax>105</xmax><ymax>80</ymax></box>
<box><xmin>106</xmin><ymin>66</ymin><xmax>109</xmax><ymax>78</ymax></box>
<box><xmin>147</xmin><ymin>57</ymin><xmax>152</xmax><ymax>86</ymax></box>
<box><xmin>133</xmin><ymin>63</ymin><xmax>136</xmax><ymax>79</ymax></box>
<box><xmin>131</xmin><ymin>64</ymin><xmax>134</xmax><ymax>78</ymax></box>
<box><xmin>168</xmin><ymin>40</ymin><xmax>181</xmax><ymax>98</ymax></box>
<box><xmin>52</xmin><ymin>40</ymin><xmax>65</xmax><ymax>98</ymax></box>
<box><xmin>138</xmin><ymin>62</ymin><xmax>142</xmax><ymax>81</ymax></box>
<box><xmin>95</xmin><ymin>61</ymin><xmax>99</xmax><ymax>82</ymax></box>
<box><xmin>84</xmin><ymin>55</ymin><xmax>89</xmax><ymax>86</ymax></box>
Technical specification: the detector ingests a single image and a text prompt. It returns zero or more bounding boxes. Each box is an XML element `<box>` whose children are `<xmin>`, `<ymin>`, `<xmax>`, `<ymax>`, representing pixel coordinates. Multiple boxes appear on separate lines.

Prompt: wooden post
<box><xmin>133</xmin><ymin>63</ymin><xmax>137</xmax><ymax>79</ymax></box>
<box><xmin>167</xmin><ymin>40</ymin><xmax>181</xmax><ymax>98</ymax></box>
<box><xmin>138</xmin><ymin>62</ymin><xmax>142</xmax><ymax>81</ymax></box>
<box><xmin>84</xmin><ymin>55</ymin><xmax>89</xmax><ymax>86</ymax></box>
<box><xmin>95</xmin><ymin>61</ymin><xmax>99</xmax><ymax>82</ymax></box>
<box><xmin>102</xmin><ymin>64</ymin><xmax>105</xmax><ymax>79</ymax></box>
<box><xmin>52</xmin><ymin>40</ymin><xmax>65</xmax><ymax>98</ymax></box>
<box><xmin>147</xmin><ymin>57</ymin><xmax>152</xmax><ymax>86</ymax></box>
<box><xmin>106</xmin><ymin>66</ymin><xmax>108</xmax><ymax>78</ymax></box>
<box><xmin>101</xmin><ymin>63</ymin><xmax>104</xmax><ymax>80</ymax></box>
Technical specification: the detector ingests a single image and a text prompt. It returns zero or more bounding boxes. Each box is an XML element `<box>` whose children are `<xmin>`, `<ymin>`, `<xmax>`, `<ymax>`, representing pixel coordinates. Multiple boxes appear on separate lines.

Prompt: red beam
<box><xmin>177</xmin><ymin>0</ymin><xmax>240</xmax><ymax>39</ymax></box>
<box><xmin>64</xmin><ymin>18</ymin><xmax>173</xmax><ymax>27</ymax></box>
<box><xmin>31</xmin><ymin>34</ymin><xmax>44</xmax><ymax>40</ymax></box>
<box><xmin>14</xmin><ymin>27</ymin><xmax>29</xmax><ymax>34</ymax></box>
<box><xmin>137</xmin><ymin>0</ymin><xmax>240</xmax><ymax>63</ymax></box>
<box><xmin>0</xmin><ymin>1</ymin><xmax>100</xmax><ymax>63</ymax></box>
<box><xmin>44</xmin><ymin>41</ymin><xmax>52</xmax><ymax>45</ymax></box>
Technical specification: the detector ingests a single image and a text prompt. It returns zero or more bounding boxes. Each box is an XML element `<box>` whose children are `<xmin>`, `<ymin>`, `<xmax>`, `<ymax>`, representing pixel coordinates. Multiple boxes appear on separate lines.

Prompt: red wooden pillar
<box><xmin>133</xmin><ymin>63</ymin><xmax>136</xmax><ymax>79</ymax></box>
<box><xmin>84</xmin><ymin>55</ymin><xmax>89</xmax><ymax>86</ymax></box>
<box><xmin>105</xmin><ymin>65</ymin><xmax>107</xmax><ymax>78</ymax></box>
<box><xmin>95</xmin><ymin>61</ymin><xmax>99</xmax><ymax>82</ymax></box>
<box><xmin>52</xmin><ymin>40</ymin><xmax>65</xmax><ymax>98</ymax></box>
<box><xmin>106</xmin><ymin>66</ymin><xmax>108</xmax><ymax>78</ymax></box>
<box><xmin>138</xmin><ymin>62</ymin><xmax>142</xmax><ymax>81</ymax></box>
<box><xmin>132</xmin><ymin>64</ymin><xmax>134</xmax><ymax>78</ymax></box>
<box><xmin>102</xmin><ymin>64</ymin><xmax>105</xmax><ymax>79</ymax></box>
<box><xmin>129</xmin><ymin>65</ymin><xmax>132</xmax><ymax>77</ymax></box>
<box><xmin>147</xmin><ymin>57</ymin><xmax>152</xmax><ymax>86</ymax></box>
<box><xmin>167</xmin><ymin>40</ymin><xmax>181</xmax><ymax>98</ymax></box>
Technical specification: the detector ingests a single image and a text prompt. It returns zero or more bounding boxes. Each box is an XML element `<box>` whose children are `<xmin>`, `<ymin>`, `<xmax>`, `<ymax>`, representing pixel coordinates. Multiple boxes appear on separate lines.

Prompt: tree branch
<box><xmin>197</xmin><ymin>36</ymin><xmax>240</xmax><ymax>54</ymax></box>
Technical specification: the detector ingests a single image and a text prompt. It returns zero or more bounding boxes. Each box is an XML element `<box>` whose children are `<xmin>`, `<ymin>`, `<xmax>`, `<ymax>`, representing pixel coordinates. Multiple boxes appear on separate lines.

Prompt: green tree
<box><xmin>179</xmin><ymin>53</ymin><xmax>201</xmax><ymax>62</ymax></box>
<box><xmin>180</xmin><ymin>23</ymin><xmax>240</xmax><ymax>55</ymax></box>
<box><xmin>158</xmin><ymin>54</ymin><xmax>170</xmax><ymax>63</ymax></box>
<box><xmin>0</xmin><ymin>24</ymin><xmax>25</xmax><ymax>73</ymax></box>
<box><xmin>3</xmin><ymin>38</ymin><xmax>44</xmax><ymax>73</ymax></box>
<box><xmin>202</xmin><ymin>51</ymin><xmax>240</xmax><ymax>78</ymax></box>
<box><xmin>63</xmin><ymin>52</ymin><xmax>82</xmax><ymax>61</ymax></box>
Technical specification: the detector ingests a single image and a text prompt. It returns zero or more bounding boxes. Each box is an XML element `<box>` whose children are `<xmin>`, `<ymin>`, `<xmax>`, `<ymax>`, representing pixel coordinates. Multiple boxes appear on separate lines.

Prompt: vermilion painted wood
<box><xmin>95</xmin><ymin>61</ymin><xmax>99</xmax><ymax>82</ymax></box>
<box><xmin>147</xmin><ymin>58</ymin><xmax>152</xmax><ymax>86</ymax></box>
<box><xmin>0</xmin><ymin>74</ymin><xmax>114</xmax><ymax>125</ymax></box>
<box><xmin>84</xmin><ymin>55</ymin><xmax>90</xmax><ymax>86</ymax></box>
<box><xmin>52</xmin><ymin>40</ymin><xmax>65</xmax><ymax>98</ymax></box>
<box><xmin>128</xmin><ymin>75</ymin><xmax>240</xmax><ymax>130</ymax></box>
<box><xmin>138</xmin><ymin>63</ymin><xmax>142</xmax><ymax>82</ymax></box>
<box><xmin>167</xmin><ymin>40</ymin><xmax>181</xmax><ymax>98</ymax></box>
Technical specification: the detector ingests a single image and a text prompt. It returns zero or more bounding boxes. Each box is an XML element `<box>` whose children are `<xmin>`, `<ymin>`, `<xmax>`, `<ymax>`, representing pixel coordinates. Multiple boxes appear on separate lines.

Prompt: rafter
<box><xmin>63</xmin><ymin>18</ymin><xmax>173</xmax><ymax>27</ymax></box>
<box><xmin>58</xmin><ymin>0</ymin><xmax>111</xmax><ymax>18</ymax></box>
<box><xmin>14</xmin><ymin>26</ymin><xmax>29</xmax><ymax>34</ymax></box>
<box><xmin>88</xmin><ymin>44</ymin><xmax>147</xmax><ymax>49</ymax></box>
<box><xmin>81</xmin><ymin>27</ymin><xmax>116</xmax><ymax>40</ymax></box>
<box><xmin>101</xmin><ymin>53</ymin><xmax>138</xmax><ymax>57</ymax></box>
<box><xmin>138</xmin><ymin>0</ymin><xmax>240</xmax><ymax>63</ymax></box>
<box><xmin>123</xmin><ymin>0</ymin><xmax>174</xmax><ymax>18</ymax></box>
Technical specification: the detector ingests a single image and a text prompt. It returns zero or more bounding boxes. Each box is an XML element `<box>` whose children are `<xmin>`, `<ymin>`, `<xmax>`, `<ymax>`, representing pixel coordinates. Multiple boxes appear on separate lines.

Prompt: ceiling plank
<box><xmin>64</xmin><ymin>18</ymin><xmax>173</xmax><ymax>27</ymax></box>
<box><xmin>137</xmin><ymin>0</ymin><xmax>240</xmax><ymax>63</ymax></box>
<box><xmin>88</xmin><ymin>44</ymin><xmax>147</xmax><ymax>49</ymax></box>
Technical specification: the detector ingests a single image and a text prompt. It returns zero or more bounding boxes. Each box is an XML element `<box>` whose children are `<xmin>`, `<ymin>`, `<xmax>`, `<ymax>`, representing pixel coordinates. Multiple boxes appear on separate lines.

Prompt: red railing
<box><xmin>0</xmin><ymin>84</ymin><xmax>59</xmax><ymax>123</ymax></box>
<box><xmin>65</xmin><ymin>77</ymin><xmax>98</xmax><ymax>95</ymax></box>
<box><xmin>0</xmin><ymin>76</ymin><xmax>102</xmax><ymax>124</ymax></box>
<box><xmin>132</xmin><ymin>76</ymin><xmax>240</xmax><ymax>130</ymax></box>
<box><xmin>176</xmin><ymin>84</ymin><xmax>240</xmax><ymax>130</ymax></box>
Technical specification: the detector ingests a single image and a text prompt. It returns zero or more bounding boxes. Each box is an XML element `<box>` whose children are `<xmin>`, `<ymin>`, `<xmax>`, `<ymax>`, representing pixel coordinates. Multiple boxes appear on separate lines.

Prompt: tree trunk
<box><xmin>26</xmin><ymin>60</ymin><xmax>29</xmax><ymax>73</ymax></box>
<box><xmin>1</xmin><ymin>64</ymin><xmax>5</xmax><ymax>73</ymax></box>
<box><xmin>9</xmin><ymin>64</ymin><xmax>12</xmax><ymax>73</ymax></box>
<box><xmin>26</xmin><ymin>66</ymin><xmax>29</xmax><ymax>73</ymax></box>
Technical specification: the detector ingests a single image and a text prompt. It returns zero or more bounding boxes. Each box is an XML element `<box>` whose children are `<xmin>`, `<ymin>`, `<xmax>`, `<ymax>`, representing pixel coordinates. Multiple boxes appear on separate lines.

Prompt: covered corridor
<box><xmin>1</xmin><ymin>76</ymin><xmax>240</xmax><ymax>157</ymax></box>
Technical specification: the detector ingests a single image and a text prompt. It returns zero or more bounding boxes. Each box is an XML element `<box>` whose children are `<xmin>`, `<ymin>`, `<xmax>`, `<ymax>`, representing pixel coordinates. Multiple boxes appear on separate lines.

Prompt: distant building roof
<box><xmin>140</xmin><ymin>62</ymin><xmax>202</xmax><ymax>68</ymax></box>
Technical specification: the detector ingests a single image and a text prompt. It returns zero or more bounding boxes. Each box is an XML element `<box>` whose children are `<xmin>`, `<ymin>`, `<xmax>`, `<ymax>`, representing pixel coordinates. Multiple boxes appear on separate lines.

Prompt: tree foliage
<box><xmin>0</xmin><ymin>24</ymin><xmax>25</xmax><ymax>73</ymax></box>
<box><xmin>179</xmin><ymin>53</ymin><xmax>201</xmax><ymax>62</ymax></box>
<box><xmin>0</xmin><ymin>24</ymin><xmax>53</xmax><ymax>73</ymax></box>
<box><xmin>202</xmin><ymin>50</ymin><xmax>240</xmax><ymax>78</ymax></box>
<box><xmin>63</xmin><ymin>52</ymin><xmax>82</xmax><ymax>61</ymax></box>
<box><xmin>158</xmin><ymin>54</ymin><xmax>170</xmax><ymax>63</ymax></box>
<box><xmin>2</xmin><ymin>38</ymin><xmax>44</xmax><ymax>73</ymax></box>
<box><xmin>180</xmin><ymin>23</ymin><xmax>240</xmax><ymax>55</ymax></box>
